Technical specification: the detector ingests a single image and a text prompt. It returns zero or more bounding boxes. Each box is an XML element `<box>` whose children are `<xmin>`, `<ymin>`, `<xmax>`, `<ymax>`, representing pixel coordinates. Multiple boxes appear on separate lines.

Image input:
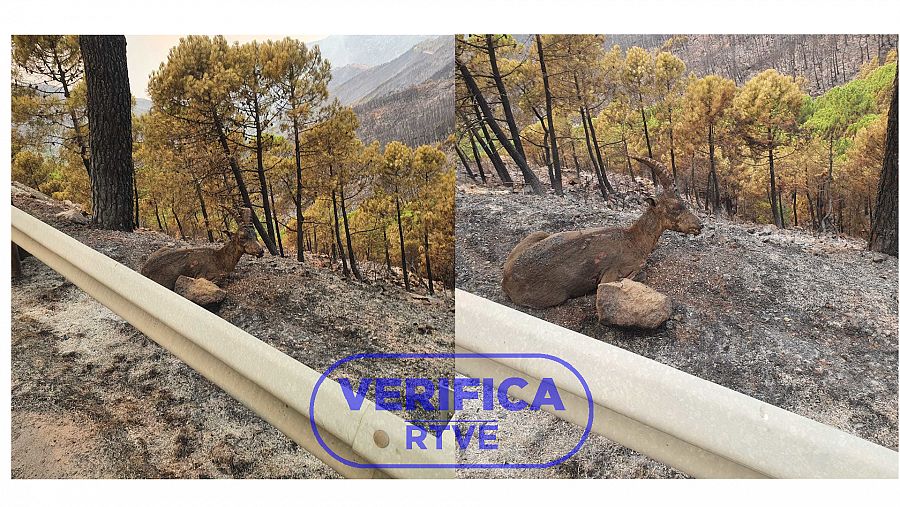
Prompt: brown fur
<box><xmin>140</xmin><ymin>209</ymin><xmax>265</xmax><ymax>290</ymax></box>
<box><xmin>501</xmin><ymin>157</ymin><xmax>702</xmax><ymax>309</ymax></box>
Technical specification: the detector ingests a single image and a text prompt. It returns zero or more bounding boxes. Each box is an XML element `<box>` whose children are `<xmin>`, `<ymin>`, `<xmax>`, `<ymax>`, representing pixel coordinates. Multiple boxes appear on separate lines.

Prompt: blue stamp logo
<box><xmin>310</xmin><ymin>353</ymin><xmax>593</xmax><ymax>469</ymax></box>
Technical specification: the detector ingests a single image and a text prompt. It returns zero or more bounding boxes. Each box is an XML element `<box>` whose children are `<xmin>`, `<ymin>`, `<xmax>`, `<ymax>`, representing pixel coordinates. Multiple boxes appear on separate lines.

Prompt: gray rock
<box><xmin>596</xmin><ymin>279</ymin><xmax>673</xmax><ymax>329</ymax></box>
<box><xmin>55</xmin><ymin>208</ymin><xmax>90</xmax><ymax>225</ymax></box>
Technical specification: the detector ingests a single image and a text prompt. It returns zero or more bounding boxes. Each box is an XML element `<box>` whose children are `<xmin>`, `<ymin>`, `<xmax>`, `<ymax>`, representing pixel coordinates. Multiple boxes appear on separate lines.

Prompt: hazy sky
<box><xmin>126</xmin><ymin>35</ymin><xmax>325</xmax><ymax>99</ymax></box>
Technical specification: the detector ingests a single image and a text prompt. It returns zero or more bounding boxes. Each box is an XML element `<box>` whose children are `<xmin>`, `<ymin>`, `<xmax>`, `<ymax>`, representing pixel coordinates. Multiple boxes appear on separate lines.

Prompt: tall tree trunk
<box><xmin>472</xmin><ymin>110</ymin><xmax>512</xmax><ymax>186</ymax></box>
<box><xmin>253</xmin><ymin>107</ymin><xmax>277</xmax><ymax>245</ymax></box>
<box><xmin>623</xmin><ymin>127</ymin><xmax>636</xmax><ymax>183</ymax></box>
<box><xmin>330</xmin><ymin>188</ymin><xmax>348</xmax><ymax>276</ymax></box>
<box><xmin>211</xmin><ymin>110</ymin><xmax>277</xmax><ymax>254</ymax></box>
<box><xmin>383</xmin><ymin>226</ymin><xmax>391</xmax><ymax>270</ymax></box>
<box><xmin>708</xmin><ymin>123</ymin><xmax>721</xmax><ymax>213</ymax></box>
<box><xmin>53</xmin><ymin>48</ymin><xmax>91</xmax><ymax>179</ymax></box>
<box><xmin>767</xmin><ymin>129</ymin><xmax>782</xmax><ymax>228</ymax></box>
<box><xmin>806</xmin><ymin>190</ymin><xmax>817</xmax><ymax>229</ymax></box>
<box><xmin>153</xmin><ymin>200</ymin><xmax>165</xmax><ymax>233</ymax></box>
<box><xmin>570</xmin><ymin>140</ymin><xmax>582</xmax><ymax>179</ymax></box>
<box><xmin>486</xmin><ymin>34</ymin><xmax>526</xmax><ymax>160</ymax></box>
<box><xmin>574</xmin><ymin>72</ymin><xmax>613</xmax><ymax>197</ymax></box>
<box><xmin>194</xmin><ymin>180</ymin><xmax>214</xmax><ymax>242</ymax></box>
<box><xmin>586</xmin><ymin>107</ymin><xmax>614</xmax><ymax>195</ymax></box>
<box><xmin>777</xmin><ymin>187</ymin><xmax>785</xmax><ymax>229</ymax></box>
<box><xmin>792</xmin><ymin>190</ymin><xmax>799</xmax><ymax>227</ymax></box>
<box><xmin>133</xmin><ymin>171</ymin><xmax>140</xmax><ymax>227</ymax></box>
<box><xmin>423</xmin><ymin>228</ymin><xmax>434</xmax><ymax>295</ymax></box>
<box><xmin>291</xmin><ymin>115</ymin><xmax>305</xmax><ymax>262</ymax></box>
<box><xmin>869</xmin><ymin>72</ymin><xmax>898</xmax><ymax>255</ymax></box>
<box><xmin>536</xmin><ymin>35</ymin><xmax>563</xmax><ymax>195</ymax></box>
<box><xmin>458</xmin><ymin>61</ymin><xmax>545</xmax><ymax>194</ymax></box>
<box><xmin>339</xmin><ymin>183</ymin><xmax>363</xmax><ymax>281</ymax></box>
<box><xmin>269</xmin><ymin>179</ymin><xmax>284</xmax><ymax>257</ymax></box>
<box><xmin>578</xmin><ymin>106</ymin><xmax>606</xmax><ymax>198</ymax></box>
<box><xmin>79</xmin><ymin>35</ymin><xmax>134</xmax><ymax>231</ymax></box>
<box><xmin>467</xmin><ymin>127</ymin><xmax>488</xmax><ymax>183</ymax></box>
<box><xmin>668</xmin><ymin>125</ymin><xmax>677</xmax><ymax>184</ymax></box>
<box><xmin>455</xmin><ymin>143</ymin><xmax>477</xmax><ymax>181</ymax></box>
<box><xmin>172</xmin><ymin>204</ymin><xmax>185</xmax><ymax>239</ymax></box>
<box><xmin>639</xmin><ymin>92</ymin><xmax>656</xmax><ymax>185</ymax></box>
<box><xmin>395</xmin><ymin>193</ymin><xmax>410</xmax><ymax>291</ymax></box>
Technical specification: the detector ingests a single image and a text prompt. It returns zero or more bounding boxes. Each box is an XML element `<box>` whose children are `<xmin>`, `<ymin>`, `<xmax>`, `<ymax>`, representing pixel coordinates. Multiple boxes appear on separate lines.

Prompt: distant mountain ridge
<box><xmin>330</xmin><ymin>63</ymin><xmax>370</xmax><ymax>88</ymax></box>
<box><xmin>312</xmin><ymin>35</ymin><xmax>432</xmax><ymax>68</ymax></box>
<box><xmin>341</xmin><ymin>36</ymin><xmax>454</xmax><ymax>146</ymax></box>
<box><xmin>330</xmin><ymin>35</ymin><xmax>454</xmax><ymax>106</ymax></box>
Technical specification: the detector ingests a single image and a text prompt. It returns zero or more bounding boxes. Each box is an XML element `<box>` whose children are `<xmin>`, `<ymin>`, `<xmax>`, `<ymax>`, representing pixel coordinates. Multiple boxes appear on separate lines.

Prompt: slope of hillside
<box><xmin>455</xmin><ymin>176</ymin><xmax>898</xmax><ymax>477</ymax></box>
<box><xmin>352</xmin><ymin>61</ymin><xmax>453</xmax><ymax>146</ymax></box>
<box><xmin>604</xmin><ymin>34</ymin><xmax>898</xmax><ymax>95</ymax></box>
<box><xmin>312</xmin><ymin>35</ymin><xmax>431</xmax><ymax>68</ymax></box>
<box><xmin>331</xmin><ymin>35</ymin><xmax>453</xmax><ymax>106</ymax></box>
<box><xmin>11</xmin><ymin>185</ymin><xmax>453</xmax><ymax>478</ymax></box>
<box><xmin>329</xmin><ymin>63</ymin><xmax>370</xmax><ymax>88</ymax></box>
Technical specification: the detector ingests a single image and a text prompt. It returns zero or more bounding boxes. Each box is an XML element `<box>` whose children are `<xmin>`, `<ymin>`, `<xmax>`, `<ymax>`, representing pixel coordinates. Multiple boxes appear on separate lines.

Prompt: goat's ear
<box><xmin>645</xmin><ymin>196</ymin><xmax>657</xmax><ymax>207</ymax></box>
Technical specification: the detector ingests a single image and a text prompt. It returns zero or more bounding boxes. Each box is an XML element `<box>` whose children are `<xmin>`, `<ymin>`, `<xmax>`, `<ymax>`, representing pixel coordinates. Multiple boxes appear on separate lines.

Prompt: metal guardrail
<box><xmin>456</xmin><ymin>289</ymin><xmax>899</xmax><ymax>479</ymax></box>
<box><xmin>11</xmin><ymin>206</ymin><xmax>454</xmax><ymax>479</ymax></box>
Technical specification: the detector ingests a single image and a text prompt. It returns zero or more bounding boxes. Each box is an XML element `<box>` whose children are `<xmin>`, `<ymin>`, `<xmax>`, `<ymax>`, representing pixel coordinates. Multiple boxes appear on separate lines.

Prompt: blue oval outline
<box><xmin>309</xmin><ymin>352</ymin><xmax>594</xmax><ymax>469</ymax></box>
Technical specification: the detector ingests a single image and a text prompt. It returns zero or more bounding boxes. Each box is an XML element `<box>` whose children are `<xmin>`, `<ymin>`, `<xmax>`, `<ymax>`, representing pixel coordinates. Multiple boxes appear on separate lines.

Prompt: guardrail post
<box><xmin>12</xmin><ymin>242</ymin><xmax>22</xmax><ymax>279</ymax></box>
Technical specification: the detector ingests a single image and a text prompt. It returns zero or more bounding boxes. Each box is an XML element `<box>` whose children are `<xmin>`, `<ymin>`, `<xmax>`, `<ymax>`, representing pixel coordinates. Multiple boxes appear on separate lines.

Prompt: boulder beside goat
<box><xmin>596</xmin><ymin>279</ymin><xmax>672</xmax><ymax>329</ymax></box>
<box><xmin>174</xmin><ymin>275</ymin><xmax>226</xmax><ymax>311</ymax></box>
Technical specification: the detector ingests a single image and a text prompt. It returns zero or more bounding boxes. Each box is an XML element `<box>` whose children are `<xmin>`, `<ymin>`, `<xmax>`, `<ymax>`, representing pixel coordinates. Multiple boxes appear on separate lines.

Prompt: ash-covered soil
<box><xmin>11</xmin><ymin>184</ymin><xmax>453</xmax><ymax>479</ymax></box>
<box><xmin>455</xmin><ymin>176</ymin><xmax>898</xmax><ymax>479</ymax></box>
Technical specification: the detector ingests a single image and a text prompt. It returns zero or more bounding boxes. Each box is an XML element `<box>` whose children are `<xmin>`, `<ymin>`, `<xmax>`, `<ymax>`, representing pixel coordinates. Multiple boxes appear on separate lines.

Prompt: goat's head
<box><xmin>225</xmin><ymin>208</ymin><xmax>265</xmax><ymax>257</ymax></box>
<box><xmin>632</xmin><ymin>156</ymin><xmax>702</xmax><ymax>236</ymax></box>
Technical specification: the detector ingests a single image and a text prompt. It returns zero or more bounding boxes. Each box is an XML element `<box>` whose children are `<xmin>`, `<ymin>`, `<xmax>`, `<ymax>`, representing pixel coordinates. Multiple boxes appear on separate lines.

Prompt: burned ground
<box><xmin>11</xmin><ymin>185</ymin><xmax>453</xmax><ymax>478</ymax></box>
<box><xmin>455</xmin><ymin>177</ymin><xmax>898</xmax><ymax>478</ymax></box>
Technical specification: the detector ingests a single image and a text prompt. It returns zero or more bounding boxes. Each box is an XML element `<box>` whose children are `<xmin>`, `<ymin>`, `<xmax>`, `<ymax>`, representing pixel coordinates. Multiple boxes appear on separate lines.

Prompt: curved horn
<box><xmin>630</xmin><ymin>156</ymin><xmax>673</xmax><ymax>189</ymax></box>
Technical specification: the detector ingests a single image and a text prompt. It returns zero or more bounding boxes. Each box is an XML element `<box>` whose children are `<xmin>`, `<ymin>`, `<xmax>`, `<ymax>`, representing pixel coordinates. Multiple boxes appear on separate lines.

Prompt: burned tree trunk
<box><xmin>339</xmin><ymin>184</ymin><xmax>363</xmax><ymax>281</ymax></box>
<box><xmin>472</xmin><ymin>111</ymin><xmax>512</xmax><ymax>186</ymax></box>
<box><xmin>211</xmin><ymin>110</ymin><xmax>278</xmax><ymax>254</ymax></box>
<box><xmin>767</xmin><ymin>129</ymin><xmax>783</xmax><ymax>228</ymax></box>
<box><xmin>586</xmin><ymin>107</ymin><xmax>614</xmax><ymax>195</ymax></box>
<box><xmin>253</xmin><ymin>107</ymin><xmax>277</xmax><ymax>245</ymax></box>
<box><xmin>395</xmin><ymin>193</ymin><xmax>410</xmax><ymax>291</ymax></box>
<box><xmin>194</xmin><ymin>180</ymin><xmax>214</xmax><ymax>242</ymax></box>
<box><xmin>458</xmin><ymin>61</ymin><xmax>545</xmax><ymax>194</ymax></box>
<box><xmin>708</xmin><ymin>124</ymin><xmax>721</xmax><ymax>213</ymax></box>
<box><xmin>79</xmin><ymin>35</ymin><xmax>134</xmax><ymax>231</ymax></box>
<box><xmin>330</xmin><ymin>189</ymin><xmax>349</xmax><ymax>276</ymax></box>
<box><xmin>455</xmin><ymin>143</ymin><xmax>477</xmax><ymax>181</ymax></box>
<box><xmin>536</xmin><ymin>35</ymin><xmax>563</xmax><ymax>195</ymax></box>
<box><xmin>869</xmin><ymin>72</ymin><xmax>898</xmax><ymax>256</ymax></box>
<box><xmin>467</xmin><ymin>128</ymin><xmax>488</xmax><ymax>183</ymax></box>
<box><xmin>639</xmin><ymin>94</ymin><xmax>656</xmax><ymax>185</ymax></box>
<box><xmin>486</xmin><ymin>34</ymin><xmax>526</xmax><ymax>161</ymax></box>
<box><xmin>291</xmin><ymin>115</ymin><xmax>306</xmax><ymax>262</ymax></box>
<box><xmin>269</xmin><ymin>180</ymin><xmax>284</xmax><ymax>257</ymax></box>
<box><xmin>423</xmin><ymin>228</ymin><xmax>434</xmax><ymax>294</ymax></box>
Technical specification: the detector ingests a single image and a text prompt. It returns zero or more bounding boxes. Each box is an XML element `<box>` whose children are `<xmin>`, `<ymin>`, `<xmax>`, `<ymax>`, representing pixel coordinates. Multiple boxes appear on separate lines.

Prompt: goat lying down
<box><xmin>140</xmin><ymin>208</ymin><xmax>265</xmax><ymax>290</ymax></box>
<box><xmin>501</xmin><ymin>157</ymin><xmax>702</xmax><ymax>309</ymax></box>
